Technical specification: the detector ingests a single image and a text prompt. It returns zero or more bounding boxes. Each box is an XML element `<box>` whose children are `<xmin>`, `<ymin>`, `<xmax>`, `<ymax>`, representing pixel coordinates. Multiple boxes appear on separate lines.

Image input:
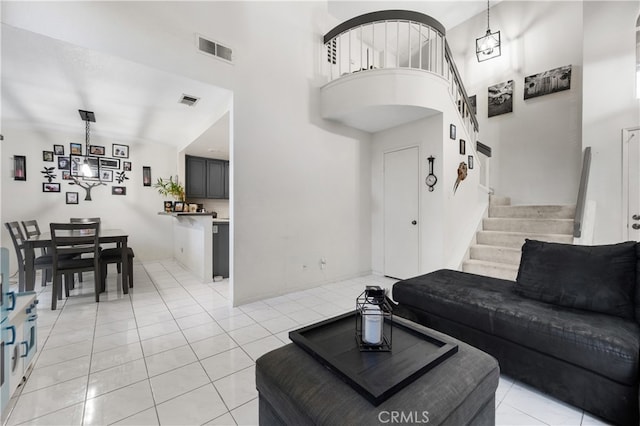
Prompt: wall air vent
<box><xmin>179</xmin><ymin>94</ymin><xmax>200</xmax><ymax>107</ymax></box>
<box><xmin>197</xmin><ymin>34</ymin><xmax>233</xmax><ymax>63</ymax></box>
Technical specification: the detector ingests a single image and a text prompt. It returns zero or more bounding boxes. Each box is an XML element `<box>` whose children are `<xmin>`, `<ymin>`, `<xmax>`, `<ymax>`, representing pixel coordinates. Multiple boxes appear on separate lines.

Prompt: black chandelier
<box><xmin>78</xmin><ymin>109</ymin><xmax>95</xmax><ymax>177</ymax></box>
<box><xmin>476</xmin><ymin>0</ymin><xmax>501</xmax><ymax>62</ymax></box>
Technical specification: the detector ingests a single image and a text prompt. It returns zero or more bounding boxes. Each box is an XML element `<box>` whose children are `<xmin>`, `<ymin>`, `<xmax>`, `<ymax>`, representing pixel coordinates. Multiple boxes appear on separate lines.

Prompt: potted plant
<box><xmin>154</xmin><ymin>176</ymin><xmax>185</xmax><ymax>211</ymax></box>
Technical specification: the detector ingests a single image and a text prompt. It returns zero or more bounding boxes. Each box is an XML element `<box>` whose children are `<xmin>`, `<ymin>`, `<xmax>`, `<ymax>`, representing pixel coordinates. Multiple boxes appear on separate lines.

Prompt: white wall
<box><xmin>231</xmin><ymin>2</ymin><xmax>372</xmax><ymax>304</ymax></box>
<box><xmin>2</xmin><ymin>1</ymin><xmax>373</xmax><ymax>305</ymax></box>
<box><xmin>447</xmin><ymin>1</ymin><xmax>584</xmax><ymax>206</ymax></box>
<box><xmin>582</xmin><ymin>1</ymin><xmax>640</xmax><ymax>243</ymax></box>
<box><xmin>0</xmin><ymin>125</ymin><xmax>177</xmax><ymax>276</ymax></box>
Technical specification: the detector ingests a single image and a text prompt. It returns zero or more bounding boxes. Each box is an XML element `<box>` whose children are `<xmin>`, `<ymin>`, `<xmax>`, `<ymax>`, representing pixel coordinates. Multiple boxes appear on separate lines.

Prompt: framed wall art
<box><xmin>488</xmin><ymin>80</ymin><xmax>513</xmax><ymax>117</ymax></box>
<box><xmin>123</xmin><ymin>161</ymin><xmax>132</xmax><ymax>171</ymax></box>
<box><xmin>449</xmin><ymin>124</ymin><xmax>456</xmax><ymax>140</ymax></box>
<box><xmin>43</xmin><ymin>182</ymin><xmax>61</xmax><ymax>192</ymax></box>
<box><xmin>53</xmin><ymin>144</ymin><xmax>64</xmax><ymax>155</ymax></box>
<box><xmin>66</xmin><ymin>192</ymin><xmax>79</xmax><ymax>204</ymax></box>
<box><xmin>524</xmin><ymin>65</ymin><xmax>572</xmax><ymax>100</ymax></box>
<box><xmin>100</xmin><ymin>170</ymin><xmax>114</xmax><ymax>182</ymax></box>
<box><xmin>14</xmin><ymin>155</ymin><xmax>26</xmax><ymax>180</ymax></box>
<box><xmin>459</xmin><ymin>140</ymin><xmax>466</xmax><ymax>155</ymax></box>
<box><xmin>112</xmin><ymin>144</ymin><xmax>129</xmax><ymax>158</ymax></box>
<box><xmin>57</xmin><ymin>156</ymin><xmax>70</xmax><ymax>170</ymax></box>
<box><xmin>89</xmin><ymin>145</ymin><xmax>106</xmax><ymax>156</ymax></box>
<box><xmin>70</xmin><ymin>143</ymin><xmax>83</xmax><ymax>156</ymax></box>
<box><xmin>143</xmin><ymin>166</ymin><xmax>152</xmax><ymax>187</ymax></box>
<box><xmin>99</xmin><ymin>158</ymin><xmax>120</xmax><ymax>169</ymax></box>
<box><xmin>112</xmin><ymin>186</ymin><xmax>126</xmax><ymax>195</ymax></box>
<box><xmin>468</xmin><ymin>155</ymin><xmax>474</xmax><ymax>169</ymax></box>
<box><xmin>43</xmin><ymin>151</ymin><xmax>54</xmax><ymax>162</ymax></box>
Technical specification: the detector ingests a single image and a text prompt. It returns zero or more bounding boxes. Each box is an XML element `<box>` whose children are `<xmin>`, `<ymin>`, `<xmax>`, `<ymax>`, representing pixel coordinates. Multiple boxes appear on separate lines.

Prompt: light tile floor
<box><xmin>3</xmin><ymin>260</ymin><xmax>610</xmax><ymax>425</ymax></box>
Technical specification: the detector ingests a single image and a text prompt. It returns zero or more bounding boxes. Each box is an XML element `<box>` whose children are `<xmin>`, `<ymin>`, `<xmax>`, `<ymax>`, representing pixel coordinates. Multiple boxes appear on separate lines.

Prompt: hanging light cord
<box><xmin>85</xmin><ymin>119</ymin><xmax>90</xmax><ymax>152</ymax></box>
<box><xmin>486</xmin><ymin>0</ymin><xmax>491</xmax><ymax>31</ymax></box>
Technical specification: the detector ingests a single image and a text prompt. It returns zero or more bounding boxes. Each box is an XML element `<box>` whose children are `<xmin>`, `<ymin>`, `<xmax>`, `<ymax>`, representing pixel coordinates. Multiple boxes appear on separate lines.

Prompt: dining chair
<box><xmin>69</xmin><ymin>218</ymin><xmax>102</xmax><ymax>283</ymax></box>
<box><xmin>21</xmin><ymin>220</ymin><xmax>51</xmax><ymax>287</ymax></box>
<box><xmin>5</xmin><ymin>221</ymin><xmax>56</xmax><ymax>291</ymax></box>
<box><xmin>100</xmin><ymin>247</ymin><xmax>135</xmax><ymax>292</ymax></box>
<box><xmin>49</xmin><ymin>222</ymin><xmax>101</xmax><ymax>310</ymax></box>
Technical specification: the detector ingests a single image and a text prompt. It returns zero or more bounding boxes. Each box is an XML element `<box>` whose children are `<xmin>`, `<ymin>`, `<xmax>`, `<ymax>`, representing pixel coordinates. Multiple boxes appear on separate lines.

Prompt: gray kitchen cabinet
<box><xmin>186</xmin><ymin>155</ymin><xmax>229</xmax><ymax>199</ymax></box>
<box><xmin>213</xmin><ymin>222</ymin><xmax>229</xmax><ymax>278</ymax></box>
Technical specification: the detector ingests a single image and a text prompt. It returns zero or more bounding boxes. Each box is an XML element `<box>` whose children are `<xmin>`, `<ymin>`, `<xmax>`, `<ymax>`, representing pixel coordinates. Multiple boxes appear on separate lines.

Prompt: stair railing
<box><xmin>323</xmin><ymin>10</ymin><xmax>479</xmax><ymax>137</ymax></box>
<box><xmin>574</xmin><ymin>147</ymin><xmax>592</xmax><ymax>238</ymax></box>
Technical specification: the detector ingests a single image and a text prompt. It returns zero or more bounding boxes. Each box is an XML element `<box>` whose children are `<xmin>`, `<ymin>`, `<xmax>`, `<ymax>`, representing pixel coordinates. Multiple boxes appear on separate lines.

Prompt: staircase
<box><xmin>462</xmin><ymin>195</ymin><xmax>575</xmax><ymax>281</ymax></box>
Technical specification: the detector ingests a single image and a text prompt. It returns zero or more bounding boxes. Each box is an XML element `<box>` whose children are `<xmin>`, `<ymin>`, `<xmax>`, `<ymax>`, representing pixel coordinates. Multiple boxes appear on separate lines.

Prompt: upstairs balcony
<box><xmin>321</xmin><ymin>10</ymin><xmax>478</xmax><ymax>139</ymax></box>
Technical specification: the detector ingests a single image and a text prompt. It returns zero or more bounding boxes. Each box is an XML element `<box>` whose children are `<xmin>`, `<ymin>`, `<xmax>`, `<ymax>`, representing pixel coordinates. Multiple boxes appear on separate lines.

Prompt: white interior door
<box><xmin>384</xmin><ymin>147</ymin><xmax>420</xmax><ymax>279</ymax></box>
<box><xmin>624</xmin><ymin>128</ymin><xmax>640</xmax><ymax>240</ymax></box>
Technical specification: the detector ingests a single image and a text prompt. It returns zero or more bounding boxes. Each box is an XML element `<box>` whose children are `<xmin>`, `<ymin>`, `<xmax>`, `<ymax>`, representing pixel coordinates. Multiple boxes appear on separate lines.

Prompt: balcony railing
<box><xmin>323</xmin><ymin>10</ymin><xmax>478</xmax><ymax>137</ymax></box>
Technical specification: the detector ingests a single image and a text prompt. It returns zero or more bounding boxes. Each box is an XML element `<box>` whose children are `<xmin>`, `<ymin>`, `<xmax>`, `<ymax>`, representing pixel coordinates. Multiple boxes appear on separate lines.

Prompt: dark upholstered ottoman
<box><xmin>256</xmin><ymin>322</ymin><xmax>499</xmax><ymax>426</ymax></box>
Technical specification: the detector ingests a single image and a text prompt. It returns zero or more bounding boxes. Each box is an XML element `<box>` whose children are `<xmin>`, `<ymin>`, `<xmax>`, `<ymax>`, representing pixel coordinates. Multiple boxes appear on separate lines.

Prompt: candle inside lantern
<box><xmin>362</xmin><ymin>304</ymin><xmax>383</xmax><ymax>345</ymax></box>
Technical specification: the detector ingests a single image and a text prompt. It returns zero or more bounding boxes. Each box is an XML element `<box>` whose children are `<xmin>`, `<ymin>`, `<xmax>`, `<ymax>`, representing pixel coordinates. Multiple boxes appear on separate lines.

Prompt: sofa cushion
<box><xmin>392</xmin><ymin>269</ymin><xmax>640</xmax><ymax>385</ymax></box>
<box><xmin>515</xmin><ymin>239</ymin><xmax>637</xmax><ymax>320</ymax></box>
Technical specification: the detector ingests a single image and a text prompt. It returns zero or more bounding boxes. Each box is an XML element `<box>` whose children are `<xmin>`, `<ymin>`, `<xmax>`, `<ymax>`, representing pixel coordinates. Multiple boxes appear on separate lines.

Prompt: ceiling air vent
<box><xmin>197</xmin><ymin>35</ymin><xmax>233</xmax><ymax>63</ymax></box>
<box><xmin>179</xmin><ymin>94</ymin><xmax>200</xmax><ymax>107</ymax></box>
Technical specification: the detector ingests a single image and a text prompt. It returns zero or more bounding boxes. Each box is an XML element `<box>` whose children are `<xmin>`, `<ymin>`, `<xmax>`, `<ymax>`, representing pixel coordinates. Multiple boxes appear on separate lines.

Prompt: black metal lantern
<box><xmin>355</xmin><ymin>286</ymin><xmax>392</xmax><ymax>351</ymax></box>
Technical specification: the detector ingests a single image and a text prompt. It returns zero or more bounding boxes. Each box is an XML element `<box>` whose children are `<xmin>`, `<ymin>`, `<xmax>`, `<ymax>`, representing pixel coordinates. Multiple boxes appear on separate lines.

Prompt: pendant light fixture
<box><xmin>476</xmin><ymin>0</ymin><xmax>501</xmax><ymax>62</ymax></box>
<box><xmin>78</xmin><ymin>109</ymin><xmax>95</xmax><ymax>177</ymax></box>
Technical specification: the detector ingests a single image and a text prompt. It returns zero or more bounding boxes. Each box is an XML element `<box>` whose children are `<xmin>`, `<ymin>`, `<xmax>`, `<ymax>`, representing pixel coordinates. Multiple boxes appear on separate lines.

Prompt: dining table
<box><xmin>22</xmin><ymin>228</ymin><xmax>130</xmax><ymax>294</ymax></box>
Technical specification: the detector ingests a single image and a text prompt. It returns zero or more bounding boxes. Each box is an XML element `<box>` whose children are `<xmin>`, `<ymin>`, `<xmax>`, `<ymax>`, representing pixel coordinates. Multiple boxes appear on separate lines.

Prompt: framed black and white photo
<box><xmin>123</xmin><ymin>161</ymin><xmax>132</xmax><ymax>171</ymax></box>
<box><xmin>62</xmin><ymin>171</ymin><xmax>72</xmax><ymax>180</ymax></box>
<box><xmin>112</xmin><ymin>144</ymin><xmax>129</xmax><ymax>158</ymax></box>
<box><xmin>43</xmin><ymin>151</ymin><xmax>54</xmax><ymax>162</ymax></box>
<box><xmin>89</xmin><ymin>145</ymin><xmax>106</xmax><ymax>156</ymax></box>
<box><xmin>70</xmin><ymin>143</ymin><xmax>82</xmax><ymax>156</ymax></box>
<box><xmin>70</xmin><ymin>155</ymin><xmax>81</xmax><ymax>176</ymax></box>
<box><xmin>14</xmin><ymin>155</ymin><xmax>26</xmax><ymax>181</ymax></box>
<box><xmin>112</xmin><ymin>186</ymin><xmax>126</xmax><ymax>195</ymax></box>
<box><xmin>58</xmin><ymin>156</ymin><xmax>70</xmax><ymax>170</ymax></box>
<box><xmin>459</xmin><ymin>140</ymin><xmax>466</xmax><ymax>155</ymax></box>
<box><xmin>100</xmin><ymin>170</ymin><xmax>113</xmax><ymax>182</ymax></box>
<box><xmin>99</xmin><ymin>158</ymin><xmax>120</xmax><ymax>169</ymax></box>
<box><xmin>488</xmin><ymin>80</ymin><xmax>513</xmax><ymax>117</ymax></box>
<box><xmin>449</xmin><ymin>124</ymin><xmax>456</xmax><ymax>140</ymax></box>
<box><xmin>66</xmin><ymin>192</ymin><xmax>79</xmax><ymax>204</ymax></box>
<box><xmin>468</xmin><ymin>155</ymin><xmax>474</xmax><ymax>169</ymax></box>
<box><xmin>143</xmin><ymin>166</ymin><xmax>151</xmax><ymax>186</ymax></box>
<box><xmin>53</xmin><ymin>144</ymin><xmax>64</xmax><ymax>155</ymax></box>
<box><xmin>524</xmin><ymin>65</ymin><xmax>571</xmax><ymax>100</ymax></box>
<box><xmin>43</xmin><ymin>182</ymin><xmax>60</xmax><ymax>192</ymax></box>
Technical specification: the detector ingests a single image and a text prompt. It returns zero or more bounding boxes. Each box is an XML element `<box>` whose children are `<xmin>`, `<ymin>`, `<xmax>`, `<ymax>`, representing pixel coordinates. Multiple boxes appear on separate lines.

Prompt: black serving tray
<box><xmin>289</xmin><ymin>312</ymin><xmax>458</xmax><ymax>406</ymax></box>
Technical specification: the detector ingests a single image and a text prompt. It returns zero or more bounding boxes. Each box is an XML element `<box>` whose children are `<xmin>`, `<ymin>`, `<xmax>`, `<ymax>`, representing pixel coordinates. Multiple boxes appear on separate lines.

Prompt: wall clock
<box><xmin>425</xmin><ymin>156</ymin><xmax>437</xmax><ymax>192</ymax></box>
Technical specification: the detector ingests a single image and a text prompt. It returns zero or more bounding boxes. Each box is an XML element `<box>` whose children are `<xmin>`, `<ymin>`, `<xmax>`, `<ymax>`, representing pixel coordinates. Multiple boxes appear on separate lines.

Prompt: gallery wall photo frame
<box><xmin>100</xmin><ymin>169</ymin><xmax>114</xmax><ymax>182</ymax></box>
<box><xmin>53</xmin><ymin>144</ymin><xmax>64</xmax><ymax>155</ymax></box>
<box><xmin>43</xmin><ymin>151</ymin><xmax>54</xmax><ymax>162</ymax></box>
<box><xmin>459</xmin><ymin>140</ymin><xmax>466</xmax><ymax>155</ymax></box>
<box><xmin>43</xmin><ymin>182</ymin><xmax>60</xmax><ymax>192</ymax></box>
<box><xmin>112</xmin><ymin>144</ymin><xmax>129</xmax><ymax>158</ymax></box>
<box><xmin>99</xmin><ymin>158</ymin><xmax>121</xmax><ymax>169</ymax></box>
<box><xmin>89</xmin><ymin>145</ymin><xmax>106</xmax><ymax>156</ymax></box>
<box><xmin>449</xmin><ymin>124</ymin><xmax>456</xmax><ymax>140</ymax></box>
<box><xmin>70</xmin><ymin>143</ymin><xmax>83</xmax><ymax>156</ymax></box>
<box><xmin>468</xmin><ymin>155</ymin><xmax>474</xmax><ymax>169</ymax></box>
<box><xmin>14</xmin><ymin>155</ymin><xmax>26</xmax><ymax>180</ymax></box>
<box><xmin>112</xmin><ymin>186</ymin><xmax>126</xmax><ymax>195</ymax></box>
<box><xmin>123</xmin><ymin>161</ymin><xmax>132</xmax><ymax>171</ymax></box>
<box><xmin>524</xmin><ymin>65</ymin><xmax>571</xmax><ymax>100</ymax></box>
<box><xmin>143</xmin><ymin>166</ymin><xmax>152</xmax><ymax>187</ymax></box>
<box><xmin>58</xmin><ymin>156</ymin><xmax>70</xmax><ymax>170</ymax></box>
<box><xmin>66</xmin><ymin>192</ymin><xmax>79</xmax><ymax>204</ymax></box>
<box><xmin>488</xmin><ymin>80</ymin><xmax>514</xmax><ymax>117</ymax></box>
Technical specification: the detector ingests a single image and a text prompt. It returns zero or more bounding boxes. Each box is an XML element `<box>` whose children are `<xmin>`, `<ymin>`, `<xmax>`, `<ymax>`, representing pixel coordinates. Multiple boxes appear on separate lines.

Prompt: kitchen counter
<box><xmin>212</xmin><ymin>218</ymin><xmax>230</xmax><ymax>223</ymax></box>
<box><xmin>158</xmin><ymin>212</ymin><xmax>215</xmax><ymax>217</ymax></box>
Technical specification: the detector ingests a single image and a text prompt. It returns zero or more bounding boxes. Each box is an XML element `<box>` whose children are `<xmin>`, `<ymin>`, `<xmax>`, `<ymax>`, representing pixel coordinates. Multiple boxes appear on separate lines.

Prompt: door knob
<box><xmin>633</xmin><ymin>214</ymin><xmax>640</xmax><ymax>221</ymax></box>
<box><xmin>411</xmin><ymin>220</ymin><xmax>417</xmax><ymax>225</ymax></box>
<box><xmin>633</xmin><ymin>224</ymin><xmax>640</xmax><ymax>230</ymax></box>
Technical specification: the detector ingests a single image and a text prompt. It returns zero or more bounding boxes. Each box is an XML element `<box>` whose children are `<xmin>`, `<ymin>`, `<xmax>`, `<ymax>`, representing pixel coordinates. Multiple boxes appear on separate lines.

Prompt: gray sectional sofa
<box><xmin>392</xmin><ymin>239</ymin><xmax>640</xmax><ymax>425</ymax></box>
